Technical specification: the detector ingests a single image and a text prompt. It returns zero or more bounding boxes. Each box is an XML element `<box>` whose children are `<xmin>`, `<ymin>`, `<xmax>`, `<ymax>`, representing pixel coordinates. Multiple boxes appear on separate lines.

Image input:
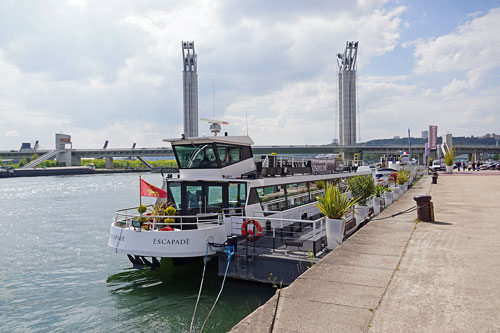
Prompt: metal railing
<box><xmin>230</xmin><ymin>214</ymin><xmax>327</xmax><ymax>256</ymax></box>
<box><xmin>114</xmin><ymin>206</ymin><xmax>222</xmax><ymax>231</ymax></box>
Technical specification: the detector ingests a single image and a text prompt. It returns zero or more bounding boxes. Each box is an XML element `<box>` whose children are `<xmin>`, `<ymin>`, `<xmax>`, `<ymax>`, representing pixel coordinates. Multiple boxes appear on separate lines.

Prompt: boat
<box><xmin>108</xmin><ymin>133</ymin><xmax>371</xmax><ymax>269</ymax></box>
<box><xmin>0</xmin><ymin>166</ymin><xmax>95</xmax><ymax>178</ymax></box>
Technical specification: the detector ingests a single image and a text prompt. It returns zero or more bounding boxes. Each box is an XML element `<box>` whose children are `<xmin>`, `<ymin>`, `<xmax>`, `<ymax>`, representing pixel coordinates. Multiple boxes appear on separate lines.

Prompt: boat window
<box><xmin>206</xmin><ymin>185</ymin><xmax>223</xmax><ymax>213</ymax></box>
<box><xmin>174</xmin><ymin>144</ymin><xmax>219</xmax><ymax>169</ymax></box>
<box><xmin>168</xmin><ymin>182</ymin><xmax>182</xmax><ymax>210</ymax></box>
<box><xmin>286</xmin><ymin>183</ymin><xmax>309</xmax><ymax>208</ymax></box>
<box><xmin>309</xmin><ymin>181</ymin><xmax>325</xmax><ymax>201</ymax></box>
<box><xmin>216</xmin><ymin>143</ymin><xmax>253</xmax><ymax>167</ymax></box>
<box><xmin>186</xmin><ymin>185</ymin><xmax>203</xmax><ymax>215</ymax></box>
<box><xmin>228</xmin><ymin>182</ymin><xmax>247</xmax><ymax>208</ymax></box>
<box><xmin>256</xmin><ymin>185</ymin><xmax>286</xmax><ymax>211</ymax></box>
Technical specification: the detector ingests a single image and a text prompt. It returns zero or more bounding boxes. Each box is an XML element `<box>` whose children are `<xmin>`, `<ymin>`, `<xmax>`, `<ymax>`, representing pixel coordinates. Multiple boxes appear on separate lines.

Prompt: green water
<box><xmin>0</xmin><ymin>174</ymin><xmax>274</xmax><ymax>332</ymax></box>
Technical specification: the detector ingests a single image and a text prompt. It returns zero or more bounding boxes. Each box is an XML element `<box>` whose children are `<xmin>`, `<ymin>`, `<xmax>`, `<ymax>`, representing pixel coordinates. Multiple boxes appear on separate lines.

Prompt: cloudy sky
<box><xmin>1</xmin><ymin>0</ymin><xmax>499</xmax><ymax>150</ymax></box>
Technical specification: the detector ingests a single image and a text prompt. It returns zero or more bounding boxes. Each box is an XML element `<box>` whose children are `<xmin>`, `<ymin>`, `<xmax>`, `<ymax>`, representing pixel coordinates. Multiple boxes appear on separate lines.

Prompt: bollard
<box><xmin>431</xmin><ymin>171</ymin><xmax>438</xmax><ymax>184</ymax></box>
<box><xmin>414</xmin><ymin>195</ymin><xmax>433</xmax><ymax>222</ymax></box>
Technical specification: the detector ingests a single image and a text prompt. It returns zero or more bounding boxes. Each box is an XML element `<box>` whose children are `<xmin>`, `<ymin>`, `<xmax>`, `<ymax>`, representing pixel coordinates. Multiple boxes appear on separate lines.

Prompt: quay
<box><xmin>231</xmin><ymin>170</ymin><xmax>500</xmax><ymax>332</ymax></box>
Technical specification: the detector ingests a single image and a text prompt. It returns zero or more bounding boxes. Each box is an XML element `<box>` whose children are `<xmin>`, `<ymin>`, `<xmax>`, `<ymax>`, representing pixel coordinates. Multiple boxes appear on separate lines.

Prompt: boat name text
<box><xmin>111</xmin><ymin>234</ymin><xmax>125</xmax><ymax>241</ymax></box>
<box><xmin>153</xmin><ymin>238</ymin><xmax>191</xmax><ymax>245</ymax></box>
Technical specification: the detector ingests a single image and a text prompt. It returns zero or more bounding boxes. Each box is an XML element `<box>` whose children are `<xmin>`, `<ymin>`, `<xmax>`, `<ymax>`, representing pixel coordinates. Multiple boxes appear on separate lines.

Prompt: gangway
<box><xmin>20</xmin><ymin>149</ymin><xmax>62</xmax><ymax>169</ymax></box>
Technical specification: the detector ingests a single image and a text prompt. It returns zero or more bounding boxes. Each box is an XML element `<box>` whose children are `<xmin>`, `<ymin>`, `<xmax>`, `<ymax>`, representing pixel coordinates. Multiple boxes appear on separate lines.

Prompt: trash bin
<box><xmin>431</xmin><ymin>171</ymin><xmax>438</xmax><ymax>184</ymax></box>
<box><xmin>413</xmin><ymin>195</ymin><xmax>433</xmax><ymax>222</ymax></box>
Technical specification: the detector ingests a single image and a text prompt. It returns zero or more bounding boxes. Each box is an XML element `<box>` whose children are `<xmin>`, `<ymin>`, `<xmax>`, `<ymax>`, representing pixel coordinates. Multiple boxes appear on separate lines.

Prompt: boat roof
<box><xmin>164</xmin><ymin>135</ymin><xmax>254</xmax><ymax>146</ymax></box>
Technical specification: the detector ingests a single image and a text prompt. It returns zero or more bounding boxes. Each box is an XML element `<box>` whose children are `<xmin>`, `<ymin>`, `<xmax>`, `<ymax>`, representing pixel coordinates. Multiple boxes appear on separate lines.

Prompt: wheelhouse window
<box><xmin>216</xmin><ymin>143</ymin><xmax>253</xmax><ymax>167</ymax></box>
<box><xmin>174</xmin><ymin>144</ymin><xmax>218</xmax><ymax>169</ymax></box>
<box><xmin>167</xmin><ymin>182</ymin><xmax>182</xmax><ymax>210</ymax></box>
<box><xmin>228</xmin><ymin>182</ymin><xmax>247</xmax><ymax>208</ymax></box>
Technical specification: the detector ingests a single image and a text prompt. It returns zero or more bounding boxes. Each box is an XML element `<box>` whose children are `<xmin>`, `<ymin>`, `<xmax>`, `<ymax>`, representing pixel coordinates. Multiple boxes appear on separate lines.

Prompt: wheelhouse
<box><xmin>167</xmin><ymin>180</ymin><xmax>248</xmax><ymax>216</ymax></box>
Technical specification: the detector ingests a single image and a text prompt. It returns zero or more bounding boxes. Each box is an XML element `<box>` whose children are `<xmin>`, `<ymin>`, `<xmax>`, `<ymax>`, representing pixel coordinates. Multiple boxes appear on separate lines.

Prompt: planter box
<box><xmin>374</xmin><ymin>197</ymin><xmax>382</xmax><ymax>215</ymax></box>
<box><xmin>393</xmin><ymin>186</ymin><xmax>401</xmax><ymax>200</ymax></box>
<box><xmin>446</xmin><ymin>165</ymin><xmax>453</xmax><ymax>174</ymax></box>
<box><xmin>354</xmin><ymin>205</ymin><xmax>369</xmax><ymax>226</ymax></box>
<box><xmin>384</xmin><ymin>191</ymin><xmax>393</xmax><ymax>206</ymax></box>
<box><xmin>326</xmin><ymin>215</ymin><xmax>349</xmax><ymax>250</ymax></box>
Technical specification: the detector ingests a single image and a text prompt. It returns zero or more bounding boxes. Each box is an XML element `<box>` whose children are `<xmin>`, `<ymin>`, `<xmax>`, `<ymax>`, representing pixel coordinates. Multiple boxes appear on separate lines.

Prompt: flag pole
<box><xmin>139</xmin><ymin>175</ymin><xmax>142</xmax><ymax>218</ymax></box>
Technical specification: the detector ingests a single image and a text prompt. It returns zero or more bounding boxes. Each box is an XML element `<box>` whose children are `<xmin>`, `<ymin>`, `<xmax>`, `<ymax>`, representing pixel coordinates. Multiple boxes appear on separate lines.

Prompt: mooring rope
<box><xmin>189</xmin><ymin>242</ymin><xmax>210</xmax><ymax>333</ymax></box>
<box><xmin>200</xmin><ymin>245</ymin><xmax>234</xmax><ymax>332</ymax></box>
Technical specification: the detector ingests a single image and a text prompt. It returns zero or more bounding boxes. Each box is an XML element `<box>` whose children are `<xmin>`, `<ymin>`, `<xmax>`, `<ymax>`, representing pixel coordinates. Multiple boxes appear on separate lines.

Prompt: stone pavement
<box><xmin>231</xmin><ymin>171</ymin><xmax>500</xmax><ymax>332</ymax></box>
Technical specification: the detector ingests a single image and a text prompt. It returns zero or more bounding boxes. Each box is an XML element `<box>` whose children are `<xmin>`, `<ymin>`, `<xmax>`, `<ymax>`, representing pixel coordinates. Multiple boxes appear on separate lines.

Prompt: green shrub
<box><xmin>137</xmin><ymin>205</ymin><xmax>147</xmax><ymax>214</ymax></box>
<box><xmin>396</xmin><ymin>169</ymin><xmax>410</xmax><ymax>185</ymax></box>
<box><xmin>444</xmin><ymin>147</ymin><xmax>455</xmax><ymax>166</ymax></box>
<box><xmin>347</xmin><ymin>175</ymin><xmax>375</xmax><ymax>205</ymax></box>
<box><xmin>314</xmin><ymin>184</ymin><xmax>359</xmax><ymax>219</ymax></box>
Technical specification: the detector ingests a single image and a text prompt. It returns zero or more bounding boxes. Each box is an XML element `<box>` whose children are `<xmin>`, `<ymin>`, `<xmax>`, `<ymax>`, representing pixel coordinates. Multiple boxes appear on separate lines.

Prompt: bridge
<box><xmin>1</xmin><ymin>144</ymin><xmax>498</xmax><ymax>168</ymax></box>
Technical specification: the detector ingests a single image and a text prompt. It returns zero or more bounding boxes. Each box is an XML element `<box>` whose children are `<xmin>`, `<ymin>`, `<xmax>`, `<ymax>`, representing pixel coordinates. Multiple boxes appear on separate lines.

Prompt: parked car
<box><xmin>430</xmin><ymin>160</ymin><xmax>446</xmax><ymax>171</ymax></box>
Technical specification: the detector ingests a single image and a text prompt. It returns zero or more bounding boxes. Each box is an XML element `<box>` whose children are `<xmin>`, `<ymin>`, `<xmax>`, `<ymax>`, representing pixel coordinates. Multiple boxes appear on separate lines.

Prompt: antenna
<box><xmin>200</xmin><ymin>118</ymin><xmax>229</xmax><ymax>136</ymax></box>
<box><xmin>212</xmin><ymin>79</ymin><xmax>215</xmax><ymax>118</ymax></box>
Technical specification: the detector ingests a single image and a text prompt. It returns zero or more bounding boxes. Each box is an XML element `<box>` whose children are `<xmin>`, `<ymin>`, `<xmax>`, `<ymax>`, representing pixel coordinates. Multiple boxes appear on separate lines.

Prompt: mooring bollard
<box><xmin>413</xmin><ymin>195</ymin><xmax>433</xmax><ymax>222</ymax></box>
<box><xmin>431</xmin><ymin>171</ymin><xmax>438</xmax><ymax>184</ymax></box>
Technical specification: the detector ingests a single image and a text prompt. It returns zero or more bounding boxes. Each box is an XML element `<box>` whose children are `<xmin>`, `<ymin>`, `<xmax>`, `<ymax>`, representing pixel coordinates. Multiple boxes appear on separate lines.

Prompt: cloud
<box><xmin>0</xmin><ymin>0</ymin><xmax>410</xmax><ymax>149</ymax></box>
<box><xmin>413</xmin><ymin>8</ymin><xmax>500</xmax><ymax>93</ymax></box>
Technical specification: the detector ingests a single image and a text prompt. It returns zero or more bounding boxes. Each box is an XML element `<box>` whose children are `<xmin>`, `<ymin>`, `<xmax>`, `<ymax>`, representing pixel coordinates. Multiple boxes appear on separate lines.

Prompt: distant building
<box><xmin>394</xmin><ymin>136</ymin><xmax>400</xmax><ymax>139</ymax></box>
<box><xmin>182</xmin><ymin>41</ymin><xmax>198</xmax><ymax>138</ymax></box>
<box><xmin>444</xmin><ymin>133</ymin><xmax>453</xmax><ymax>148</ymax></box>
<box><xmin>337</xmin><ymin>41</ymin><xmax>358</xmax><ymax>146</ymax></box>
<box><xmin>19</xmin><ymin>143</ymin><xmax>32</xmax><ymax>151</ymax></box>
<box><xmin>421</xmin><ymin>130</ymin><xmax>429</xmax><ymax>139</ymax></box>
<box><xmin>331</xmin><ymin>138</ymin><xmax>339</xmax><ymax>145</ymax></box>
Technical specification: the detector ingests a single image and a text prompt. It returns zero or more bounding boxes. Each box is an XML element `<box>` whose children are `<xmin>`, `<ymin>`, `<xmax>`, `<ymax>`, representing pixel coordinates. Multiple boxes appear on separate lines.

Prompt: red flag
<box><xmin>140</xmin><ymin>179</ymin><xmax>167</xmax><ymax>198</ymax></box>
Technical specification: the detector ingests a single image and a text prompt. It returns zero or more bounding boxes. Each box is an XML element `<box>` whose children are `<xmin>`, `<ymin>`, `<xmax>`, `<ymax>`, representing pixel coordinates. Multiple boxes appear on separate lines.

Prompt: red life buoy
<box><xmin>160</xmin><ymin>226</ymin><xmax>174</xmax><ymax>231</ymax></box>
<box><xmin>241</xmin><ymin>219</ymin><xmax>263</xmax><ymax>241</ymax></box>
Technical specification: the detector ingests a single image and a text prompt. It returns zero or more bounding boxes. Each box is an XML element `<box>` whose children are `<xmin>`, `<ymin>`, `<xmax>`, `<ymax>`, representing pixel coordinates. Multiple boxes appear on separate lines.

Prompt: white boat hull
<box><xmin>108</xmin><ymin>223</ymin><xmax>227</xmax><ymax>257</ymax></box>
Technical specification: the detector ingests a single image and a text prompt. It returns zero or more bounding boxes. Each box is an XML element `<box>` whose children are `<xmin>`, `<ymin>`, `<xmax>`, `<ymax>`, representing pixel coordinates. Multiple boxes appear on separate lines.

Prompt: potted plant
<box><xmin>444</xmin><ymin>147</ymin><xmax>455</xmax><ymax>174</ymax></box>
<box><xmin>373</xmin><ymin>184</ymin><xmax>384</xmax><ymax>215</ymax></box>
<box><xmin>396</xmin><ymin>169</ymin><xmax>410</xmax><ymax>192</ymax></box>
<box><xmin>347</xmin><ymin>175</ymin><xmax>375</xmax><ymax>226</ymax></box>
<box><xmin>315</xmin><ymin>184</ymin><xmax>359</xmax><ymax>250</ymax></box>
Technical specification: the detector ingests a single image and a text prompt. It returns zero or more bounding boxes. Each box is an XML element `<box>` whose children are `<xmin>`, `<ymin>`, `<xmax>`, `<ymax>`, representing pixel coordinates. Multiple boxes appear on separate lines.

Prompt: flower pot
<box><xmin>383</xmin><ymin>191</ymin><xmax>393</xmax><ymax>206</ymax></box>
<box><xmin>354</xmin><ymin>205</ymin><xmax>369</xmax><ymax>226</ymax></box>
<box><xmin>374</xmin><ymin>197</ymin><xmax>381</xmax><ymax>215</ymax></box>
<box><xmin>403</xmin><ymin>182</ymin><xmax>409</xmax><ymax>192</ymax></box>
<box><xmin>446</xmin><ymin>165</ymin><xmax>453</xmax><ymax>174</ymax></box>
<box><xmin>325</xmin><ymin>217</ymin><xmax>346</xmax><ymax>250</ymax></box>
<box><xmin>393</xmin><ymin>186</ymin><xmax>401</xmax><ymax>200</ymax></box>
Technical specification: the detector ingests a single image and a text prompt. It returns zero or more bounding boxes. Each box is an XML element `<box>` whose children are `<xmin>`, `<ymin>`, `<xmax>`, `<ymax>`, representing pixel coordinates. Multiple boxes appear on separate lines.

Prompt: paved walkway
<box><xmin>231</xmin><ymin>171</ymin><xmax>500</xmax><ymax>332</ymax></box>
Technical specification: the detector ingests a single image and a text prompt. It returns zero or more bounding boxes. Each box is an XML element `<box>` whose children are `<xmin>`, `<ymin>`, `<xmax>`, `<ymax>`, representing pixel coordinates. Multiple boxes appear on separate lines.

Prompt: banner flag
<box><xmin>429</xmin><ymin>125</ymin><xmax>438</xmax><ymax>150</ymax></box>
<box><xmin>140</xmin><ymin>179</ymin><xmax>167</xmax><ymax>198</ymax></box>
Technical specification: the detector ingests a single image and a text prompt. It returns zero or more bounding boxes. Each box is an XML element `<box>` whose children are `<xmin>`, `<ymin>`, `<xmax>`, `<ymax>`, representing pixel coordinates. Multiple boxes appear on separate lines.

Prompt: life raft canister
<box><xmin>241</xmin><ymin>219</ymin><xmax>263</xmax><ymax>241</ymax></box>
<box><xmin>160</xmin><ymin>226</ymin><xmax>174</xmax><ymax>231</ymax></box>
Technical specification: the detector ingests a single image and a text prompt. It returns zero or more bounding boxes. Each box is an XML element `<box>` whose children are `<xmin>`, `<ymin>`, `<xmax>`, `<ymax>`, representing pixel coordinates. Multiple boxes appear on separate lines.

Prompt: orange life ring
<box><xmin>241</xmin><ymin>219</ymin><xmax>263</xmax><ymax>241</ymax></box>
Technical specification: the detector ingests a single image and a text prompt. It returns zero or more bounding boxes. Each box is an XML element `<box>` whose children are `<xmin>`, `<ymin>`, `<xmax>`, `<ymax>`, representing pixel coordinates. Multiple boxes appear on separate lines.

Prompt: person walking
<box><xmin>457</xmin><ymin>161</ymin><xmax>461</xmax><ymax>172</ymax></box>
<box><xmin>472</xmin><ymin>161</ymin><xmax>476</xmax><ymax>171</ymax></box>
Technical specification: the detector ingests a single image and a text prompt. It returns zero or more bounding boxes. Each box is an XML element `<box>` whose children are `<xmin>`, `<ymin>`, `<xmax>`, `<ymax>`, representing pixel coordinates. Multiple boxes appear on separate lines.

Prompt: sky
<box><xmin>1</xmin><ymin>0</ymin><xmax>499</xmax><ymax>150</ymax></box>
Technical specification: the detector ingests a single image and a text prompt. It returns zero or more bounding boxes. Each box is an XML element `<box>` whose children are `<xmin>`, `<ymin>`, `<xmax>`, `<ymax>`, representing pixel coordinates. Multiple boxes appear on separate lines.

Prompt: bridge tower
<box><xmin>337</xmin><ymin>41</ymin><xmax>358</xmax><ymax>146</ymax></box>
<box><xmin>182</xmin><ymin>41</ymin><xmax>198</xmax><ymax>138</ymax></box>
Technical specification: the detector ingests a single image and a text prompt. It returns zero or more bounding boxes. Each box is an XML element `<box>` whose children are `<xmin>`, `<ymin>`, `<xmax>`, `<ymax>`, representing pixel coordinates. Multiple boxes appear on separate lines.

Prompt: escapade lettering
<box><xmin>111</xmin><ymin>234</ymin><xmax>125</xmax><ymax>241</ymax></box>
<box><xmin>153</xmin><ymin>238</ymin><xmax>190</xmax><ymax>245</ymax></box>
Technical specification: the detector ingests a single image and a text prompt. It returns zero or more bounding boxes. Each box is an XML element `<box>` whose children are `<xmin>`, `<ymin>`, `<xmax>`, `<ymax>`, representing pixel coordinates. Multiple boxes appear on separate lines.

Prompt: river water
<box><xmin>0</xmin><ymin>173</ymin><xmax>274</xmax><ymax>332</ymax></box>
